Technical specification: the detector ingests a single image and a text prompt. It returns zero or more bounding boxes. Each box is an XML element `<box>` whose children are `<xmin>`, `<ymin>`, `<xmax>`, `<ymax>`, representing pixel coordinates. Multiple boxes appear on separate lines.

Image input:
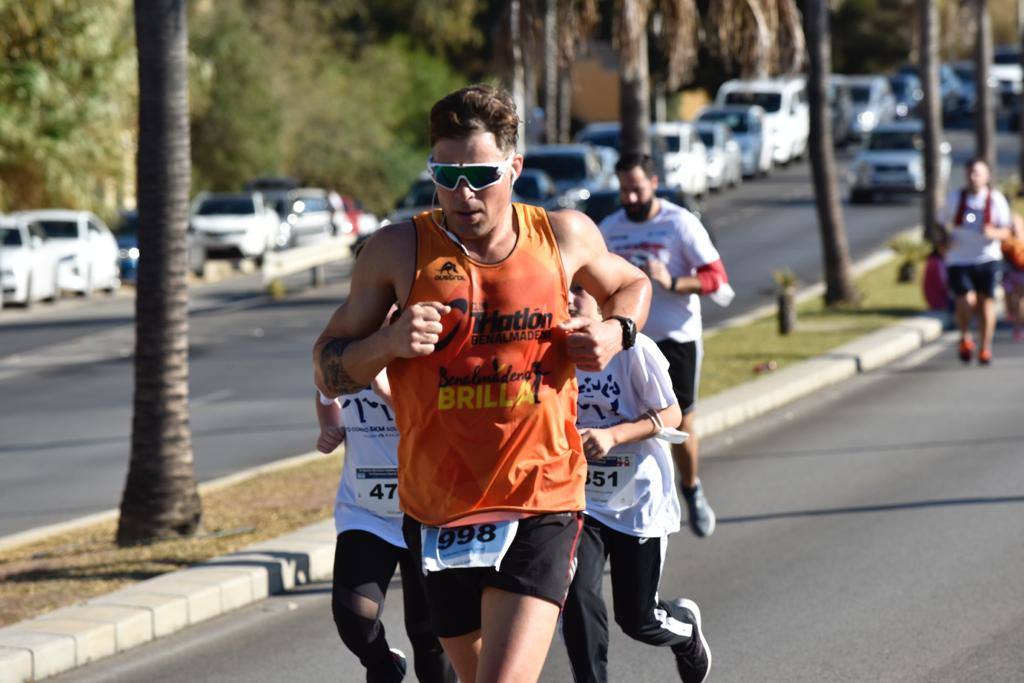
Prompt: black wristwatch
<box><xmin>609</xmin><ymin>315</ymin><xmax>637</xmax><ymax>350</ymax></box>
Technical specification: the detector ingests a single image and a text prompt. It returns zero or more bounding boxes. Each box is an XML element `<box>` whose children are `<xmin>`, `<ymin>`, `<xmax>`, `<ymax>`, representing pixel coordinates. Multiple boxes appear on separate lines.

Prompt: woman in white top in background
<box><xmin>561</xmin><ymin>286</ymin><xmax>711</xmax><ymax>683</ymax></box>
<box><xmin>316</xmin><ymin>367</ymin><xmax>455</xmax><ymax>683</ymax></box>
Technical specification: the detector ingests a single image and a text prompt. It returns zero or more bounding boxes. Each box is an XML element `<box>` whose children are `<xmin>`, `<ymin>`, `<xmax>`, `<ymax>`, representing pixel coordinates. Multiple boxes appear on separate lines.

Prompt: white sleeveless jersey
<box><xmin>334</xmin><ymin>387</ymin><xmax>404</xmax><ymax>548</ymax></box>
<box><xmin>576</xmin><ymin>334</ymin><xmax>682</xmax><ymax>538</ymax></box>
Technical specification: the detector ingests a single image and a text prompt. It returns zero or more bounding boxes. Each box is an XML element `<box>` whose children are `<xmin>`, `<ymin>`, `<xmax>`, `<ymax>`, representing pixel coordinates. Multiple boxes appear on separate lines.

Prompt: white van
<box><xmin>715</xmin><ymin>77</ymin><xmax>809</xmax><ymax>165</ymax></box>
<box><xmin>650</xmin><ymin>122</ymin><xmax>708</xmax><ymax>197</ymax></box>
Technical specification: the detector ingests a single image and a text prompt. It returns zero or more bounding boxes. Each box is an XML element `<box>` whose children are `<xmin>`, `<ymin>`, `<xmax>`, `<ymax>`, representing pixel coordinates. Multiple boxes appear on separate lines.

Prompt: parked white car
<box><xmin>848</xmin><ymin>120</ymin><xmax>952</xmax><ymax>203</ymax></box>
<box><xmin>1</xmin><ymin>215</ymin><xmax>61</xmax><ymax>307</ymax></box>
<box><xmin>13</xmin><ymin>210</ymin><xmax>120</xmax><ymax>295</ymax></box>
<box><xmin>992</xmin><ymin>45</ymin><xmax>1023</xmax><ymax>107</ymax></box>
<box><xmin>651</xmin><ymin>122</ymin><xmax>708</xmax><ymax>197</ymax></box>
<box><xmin>189</xmin><ymin>192</ymin><xmax>279</xmax><ymax>263</ymax></box>
<box><xmin>715</xmin><ymin>77</ymin><xmax>809</xmax><ymax>165</ymax></box>
<box><xmin>695</xmin><ymin>121</ymin><xmax>743</xmax><ymax>191</ymax></box>
<box><xmin>697</xmin><ymin>105</ymin><xmax>773</xmax><ymax>177</ymax></box>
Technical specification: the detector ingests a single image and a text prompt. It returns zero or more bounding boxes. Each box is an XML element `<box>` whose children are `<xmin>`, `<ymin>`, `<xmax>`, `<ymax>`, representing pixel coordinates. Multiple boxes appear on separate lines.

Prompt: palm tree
<box><xmin>556</xmin><ymin>0</ymin><xmax>599</xmax><ymax>142</ymax></box>
<box><xmin>975</xmin><ymin>0</ymin><xmax>996</xmax><ymax>170</ymax></box>
<box><xmin>919</xmin><ymin>0</ymin><xmax>945</xmax><ymax>244</ymax></box>
<box><xmin>708</xmin><ymin>0</ymin><xmax>806</xmax><ymax>79</ymax></box>
<box><xmin>510</xmin><ymin>0</ymin><xmax>527</xmax><ymax>148</ymax></box>
<box><xmin>804</xmin><ymin>0</ymin><xmax>857</xmax><ymax>304</ymax></box>
<box><xmin>616</xmin><ymin>0</ymin><xmax>700</xmax><ymax>155</ymax></box>
<box><xmin>117</xmin><ymin>0</ymin><xmax>202</xmax><ymax>545</ymax></box>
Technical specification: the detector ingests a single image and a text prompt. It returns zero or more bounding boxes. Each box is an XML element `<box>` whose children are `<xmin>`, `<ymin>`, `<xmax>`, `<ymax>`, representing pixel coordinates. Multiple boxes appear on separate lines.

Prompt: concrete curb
<box><xmin>0</xmin><ymin>313</ymin><xmax>949</xmax><ymax>682</ymax></box>
<box><xmin>0</xmin><ymin>519</ymin><xmax>337</xmax><ymax>682</ymax></box>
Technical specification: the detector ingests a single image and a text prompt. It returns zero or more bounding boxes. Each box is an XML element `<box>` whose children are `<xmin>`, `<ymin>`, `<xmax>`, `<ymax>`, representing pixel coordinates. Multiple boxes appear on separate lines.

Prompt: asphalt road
<box><xmin>0</xmin><ymin>128</ymin><xmax>1018</xmax><ymax>537</ymax></box>
<box><xmin>50</xmin><ymin>329</ymin><xmax>1024</xmax><ymax>682</ymax></box>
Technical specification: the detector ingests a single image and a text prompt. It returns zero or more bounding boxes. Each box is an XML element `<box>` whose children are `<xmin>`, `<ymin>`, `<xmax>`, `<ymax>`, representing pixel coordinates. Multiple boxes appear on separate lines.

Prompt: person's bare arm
<box><xmin>549</xmin><ymin>210</ymin><xmax>652</xmax><ymax>371</ymax></box>
<box><xmin>313</xmin><ymin>224</ymin><xmax>450</xmax><ymax>397</ymax></box>
<box><xmin>580</xmin><ymin>403</ymin><xmax>682</xmax><ymax>460</ymax></box>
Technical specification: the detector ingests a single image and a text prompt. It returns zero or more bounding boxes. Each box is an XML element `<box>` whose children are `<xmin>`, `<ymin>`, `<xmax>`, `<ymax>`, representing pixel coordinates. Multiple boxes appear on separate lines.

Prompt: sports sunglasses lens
<box><xmin>433</xmin><ymin>165</ymin><xmax>501</xmax><ymax>190</ymax></box>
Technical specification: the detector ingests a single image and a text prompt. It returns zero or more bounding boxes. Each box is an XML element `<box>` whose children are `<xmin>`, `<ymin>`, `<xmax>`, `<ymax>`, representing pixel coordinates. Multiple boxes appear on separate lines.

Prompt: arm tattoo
<box><xmin>319</xmin><ymin>339</ymin><xmax>369</xmax><ymax>396</ymax></box>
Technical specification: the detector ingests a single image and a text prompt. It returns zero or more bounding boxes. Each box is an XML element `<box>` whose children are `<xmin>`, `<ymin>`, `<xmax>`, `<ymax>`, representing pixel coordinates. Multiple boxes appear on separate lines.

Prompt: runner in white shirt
<box><xmin>599</xmin><ymin>153</ymin><xmax>731</xmax><ymax>538</ymax></box>
<box><xmin>561</xmin><ymin>286</ymin><xmax>711</xmax><ymax>683</ymax></box>
<box><xmin>317</xmin><ymin>365</ymin><xmax>455</xmax><ymax>682</ymax></box>
<box><xmin>938</xmin><ymin>158</ymin><xmax>1013</xmax><ymax>365</ymax></box>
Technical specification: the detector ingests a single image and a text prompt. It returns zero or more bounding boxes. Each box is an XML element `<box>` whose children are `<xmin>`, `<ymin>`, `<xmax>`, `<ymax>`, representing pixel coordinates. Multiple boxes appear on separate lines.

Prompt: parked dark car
<box><xmin>889</xmin><ymin>73</ymin><xmax>924</xmax><ymax>119</ymax></box>
<box><xmin>116</xmin><ymin>211</ymin><xmax>140</xmax><ymax>283</ymax></box>
<box><xmin>897</xmin><ymin>63</ymin><xmax>964</xmax><ymax>118</ymax></box>
<box><xmin>513</xmin><ymin>168</ymin><xmax>564</xmax><ymax>210</ymax></box>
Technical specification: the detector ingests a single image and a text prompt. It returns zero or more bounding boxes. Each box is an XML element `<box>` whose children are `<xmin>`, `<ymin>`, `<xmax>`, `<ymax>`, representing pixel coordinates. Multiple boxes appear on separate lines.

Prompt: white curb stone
<box><xmin>87</xmin><ymin>591</ymin><xmax>188</xmax><ymax>638</ymax></box>
<box><xmin>5</xmin><ymin>619</ymin><xmax>115</xmax><ymax>666</ymax></box>
<box><xmin>0</xmin><ymin>632</ymin><xmax>75</xmax><ymax>680</ymax></box>
<box><xmin>37</xmin><ymin>605</ymin><xmax>153</xmax><ymax>651</ymax></box>
<box><xmin>0</xmin><ymin>648</ymin><xmax>31</xmax><ymax>683</ymax></box>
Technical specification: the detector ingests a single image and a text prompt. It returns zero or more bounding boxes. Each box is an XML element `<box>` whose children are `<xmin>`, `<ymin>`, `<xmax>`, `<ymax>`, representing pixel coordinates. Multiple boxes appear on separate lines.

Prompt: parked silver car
<box><xmin>840</xmin><ymin>75</ymin><xmax>897</xmax><ymax>140</ymax></box>
<box><xmin>848</xmin><ymin>120</ymin><xmax>951</xmax><ymax>203</ymax></box>
<box><xmin>696</xmin><ymin>105</ymin><xmax>772</xmax><ymax>177</ymax></box>
<box><xmin>522</xmin><ymin>144</ymin><xmax>610</xmax><ymax>206</ymax></box>
<box><xmin>695</xmin><ymin>121</ymin><xmax>743</xmax><ymax>191</ymax></box>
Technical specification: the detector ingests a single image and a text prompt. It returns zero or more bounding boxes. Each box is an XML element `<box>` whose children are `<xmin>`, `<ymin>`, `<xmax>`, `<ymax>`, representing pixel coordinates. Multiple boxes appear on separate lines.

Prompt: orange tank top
<box><xmin>389</xmin><ymin>203</ymin><xmax>585</xmax><ymax>526</ymax></box>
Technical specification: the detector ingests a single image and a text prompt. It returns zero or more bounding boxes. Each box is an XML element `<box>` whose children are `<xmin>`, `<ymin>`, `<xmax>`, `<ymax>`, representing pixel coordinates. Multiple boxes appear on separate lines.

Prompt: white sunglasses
<box><xmin>427</xmin><ymin>154</ymin><xmax>516</xmax><ymax>191</ymax></box>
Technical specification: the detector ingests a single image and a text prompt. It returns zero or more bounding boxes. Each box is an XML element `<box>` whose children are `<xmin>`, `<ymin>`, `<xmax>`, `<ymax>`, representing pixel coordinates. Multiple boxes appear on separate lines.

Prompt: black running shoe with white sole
<box><xmin>671</xmin><ymin>598</ymin><xmax>710</xmax><ymax>683</ymax></box>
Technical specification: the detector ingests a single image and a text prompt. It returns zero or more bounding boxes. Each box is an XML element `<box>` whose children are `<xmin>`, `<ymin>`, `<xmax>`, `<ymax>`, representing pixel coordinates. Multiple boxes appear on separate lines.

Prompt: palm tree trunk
<box><xmin>1018</xmin><ymin>0</ymin><xmax>1024</xmax><ymax>190</ymax></box>
<box><xmin>510</xmin><ymin>0</ymin><xmax>527</xmax><ymax>150</ymax></box>
<box><xmin>975</xmin><ymin>0</ymin><xmax>996</xmax><ymax>171</ymax></box>
<box><xmin>118</xmin><ymin>0</ymin><xmax>201</xmax><ymax>545</ymax></box>
<box><xmin>920</xmin><ymin>0</ymin><xmax>945</xmax><ymax>244</ymax></box>
<box><xmin>618</xmin><ymin>0</ymin><xmax>651</xmax><ymax>155</ymax></box>
<box><xmin>558</xmin><ymin>63</ymin><xmax>572</xmax><ymax>143</ymax></box>
<box><xmin>804</xmin><ymin>0</ymin><xmax>857</xmax><ymax>305</ymax></box>
<box><xmin>544</xmin><ymin>0</ymin><xmax>559</xmax><ymax>144</ymax></box>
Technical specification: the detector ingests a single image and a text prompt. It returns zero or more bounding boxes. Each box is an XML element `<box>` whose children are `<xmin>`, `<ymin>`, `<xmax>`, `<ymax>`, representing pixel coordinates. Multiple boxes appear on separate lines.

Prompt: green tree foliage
<box><xmin>278</xmin><ymin>39</ymin><xmax>463</xmax><ymax>214</ymax></box>
<box><xmin>189</xmin><ymin>0</ymin><xmax>282</xmax><ymax>192</ymax></box>
<box><xmin>830</xmin><ymin>0</ymin><xmax>912</xmax><ymax>74</ymax></box>
<box><xmin>0</xmin><ymin>1</ymin><xmax>135</xmax><ymax>214</ymax></box>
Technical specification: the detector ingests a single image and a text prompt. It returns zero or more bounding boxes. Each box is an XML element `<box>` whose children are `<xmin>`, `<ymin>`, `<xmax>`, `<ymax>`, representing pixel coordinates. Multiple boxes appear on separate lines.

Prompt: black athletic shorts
<box><xmin>655</xmin><ymin>339</ymin><xmax>703</xmax><ymax>414</ymax></box>
<box><xmin>946</xmin><ymin>261</ymin><xmax>1001</xmax><ymax>298</ymax></box>
<box><xmin>402</xmin><ymin>512</ymin><xmax>583</xmax><ymax>638</ymax></box>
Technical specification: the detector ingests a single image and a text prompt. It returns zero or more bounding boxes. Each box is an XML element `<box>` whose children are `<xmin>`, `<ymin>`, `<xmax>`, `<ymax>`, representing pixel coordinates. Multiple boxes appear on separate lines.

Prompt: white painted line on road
<box><xmin>191</xmin><ymin>389</ymin><xmax>233</xmax><ymax>406</ymax></box>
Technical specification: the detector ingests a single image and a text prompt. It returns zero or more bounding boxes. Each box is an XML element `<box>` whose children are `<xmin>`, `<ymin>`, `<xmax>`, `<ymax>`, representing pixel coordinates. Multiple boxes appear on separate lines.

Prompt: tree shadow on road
<box><xmin>718</xmin><ymin>494</ymin><xmax>1024</xmax><ymax>525</ymax></box>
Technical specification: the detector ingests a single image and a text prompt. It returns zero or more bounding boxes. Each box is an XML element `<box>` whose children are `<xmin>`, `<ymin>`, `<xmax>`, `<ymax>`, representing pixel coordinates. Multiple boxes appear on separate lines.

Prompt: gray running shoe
<box><xmin>671</xmin><ymin>598</ymin><xmax>711</xmax><ymax>683</ymax></box>
<box><xmin>682</xmin><ymin>479</ymin><xmax>716</xmax><ymax>537</ymax></box>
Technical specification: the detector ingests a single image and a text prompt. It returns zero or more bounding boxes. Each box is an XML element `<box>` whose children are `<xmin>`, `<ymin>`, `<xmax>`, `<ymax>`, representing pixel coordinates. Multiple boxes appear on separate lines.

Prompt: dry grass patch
<box><xmin>0</xmin><ymin>454</ymin><xmax>341</xmax><ymax>627</ymax></box>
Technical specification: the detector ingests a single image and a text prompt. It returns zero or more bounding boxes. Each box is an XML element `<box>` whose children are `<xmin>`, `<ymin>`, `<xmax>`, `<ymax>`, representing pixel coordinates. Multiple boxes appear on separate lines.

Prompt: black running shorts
<box><xmin>402</xmin><ymin>512</ymin><xmax>583</xmax><ymax>638</ymax></box>
<box><xmin>655</xmin><ymin>339</ymin><xmax>702</xmax><ymax>414</ymax></box>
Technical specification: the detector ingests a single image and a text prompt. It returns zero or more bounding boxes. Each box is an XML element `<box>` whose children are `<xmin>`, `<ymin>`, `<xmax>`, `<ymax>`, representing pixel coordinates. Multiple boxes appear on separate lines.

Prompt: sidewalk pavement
<box><xmin>0</xmin><ymin>309</ymin><xmax>948</xmax><ymax>683</ymax></box>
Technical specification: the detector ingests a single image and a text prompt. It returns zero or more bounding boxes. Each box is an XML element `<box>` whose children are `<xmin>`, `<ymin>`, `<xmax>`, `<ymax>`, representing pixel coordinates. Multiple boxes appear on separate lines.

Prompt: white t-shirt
<box><xmin>576</xmin><ymin>334</ymin><xmax>681</xmax><ymax>538</ymax></box>
<box><xmin>940</xmin><ymin>187</ymin><xmax>1011</xmax><ymax>265</ymax></box>
<box><xmin>333</xmin><ymin>387</ymin><xmax>404</xmax><ymax>548</ymax></box>
<box><xmin>600</xmin><ymin>200</ymin><xmax>720</xmax><ymax>343</ymax></box>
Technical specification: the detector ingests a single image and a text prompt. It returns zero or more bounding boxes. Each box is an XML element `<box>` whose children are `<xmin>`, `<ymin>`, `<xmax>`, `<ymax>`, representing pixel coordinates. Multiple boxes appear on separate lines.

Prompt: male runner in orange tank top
<box><xmin>314</xmin><ymin>85</ymin><xmax>651</xmax><ymax>683</ymax></box>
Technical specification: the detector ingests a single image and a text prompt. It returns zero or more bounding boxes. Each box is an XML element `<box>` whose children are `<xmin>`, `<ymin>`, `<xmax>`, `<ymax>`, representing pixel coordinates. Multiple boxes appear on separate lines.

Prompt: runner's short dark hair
<box><xmin>430</xmin><ymin>85</ymin><xmax>519</xmax><ymax>153</ymax></box>
<box><xmin>965</xmin><ymin>156</ymin><xmax>990</xmax><ymax>170</ymax></box>
<box><xmin>615</xmin><ymin>153</ymin><xmax>656</xmax><ymax>178</ymax></box>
